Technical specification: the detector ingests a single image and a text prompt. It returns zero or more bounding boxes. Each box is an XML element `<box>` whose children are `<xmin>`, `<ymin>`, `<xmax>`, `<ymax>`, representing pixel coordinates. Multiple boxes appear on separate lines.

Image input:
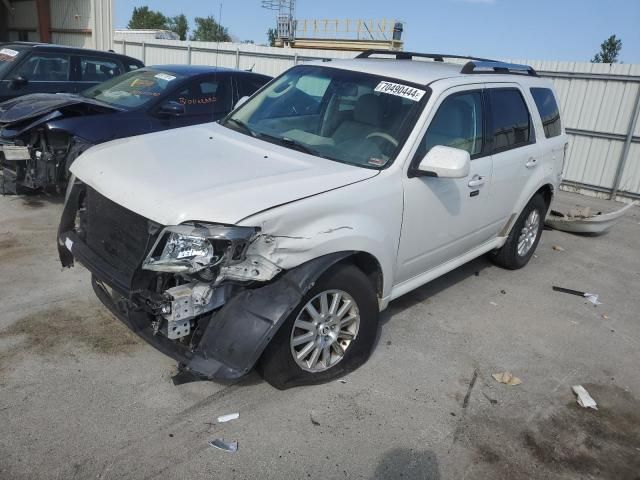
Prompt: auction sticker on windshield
<box><xmin>0</xmin><ymin>48</ymin><xmax>19</xmax><ymax>60</ymax></box>
<box><xmin>375</xmin><ymin>81</ymin><xmax>425</xmax><ymax>102</ymax></box>
<box><xmin>155</xmin><ymin>73</ymin><xmax>176</xmax><ymax>82</ymax></box>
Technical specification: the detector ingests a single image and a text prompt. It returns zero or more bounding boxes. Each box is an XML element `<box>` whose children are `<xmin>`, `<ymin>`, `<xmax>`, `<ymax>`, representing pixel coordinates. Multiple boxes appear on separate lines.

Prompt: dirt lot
<box><xmin>0</xmin><ymin>190</ymin><xmax>639</xmax><ymax>480</ymax></box>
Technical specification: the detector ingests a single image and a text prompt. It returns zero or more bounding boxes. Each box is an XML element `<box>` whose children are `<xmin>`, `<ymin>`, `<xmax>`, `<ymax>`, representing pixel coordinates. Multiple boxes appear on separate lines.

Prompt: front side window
<box><xmin>489</xmin><ymin>88</ymin><xmax>532</xmax><ymax>152</ymax></box>
<box><xmin>14</xmin><ymin>53</ymin><xmax>70</xmax><ymax>81</ymax></box>
<box><xmin>223</xmin><ymin>65</ymin><xmax>428</xmax><ymax>169</ymax></box>
<box><xmin>80</xmin><ymin>57</ymin><xmax>122</xmax><ymax>82</ymax></box>
<box><xmin>81</xmin><ymin>69</ymin><xmax>184</xmax><ymax>109</ymax></box>
<box><xmin>530</xmin><ymin>87</ymin><xmax>562</xmax><ymax>138</ymax></box>
<box><xmin>166</xmin><ymin>77</ymin><xmax>232</xmax><ymax>115</ymax></box>
<box><xmin>416</xmin><ymin>91</ymin><xmax>484</xmax><ymax>160</ymax></box>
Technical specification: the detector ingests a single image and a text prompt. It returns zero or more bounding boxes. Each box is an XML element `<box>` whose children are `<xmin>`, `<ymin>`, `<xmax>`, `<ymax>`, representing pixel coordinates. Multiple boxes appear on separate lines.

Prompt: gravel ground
<box><xmin>0</xmin><ymin>190</ymin><xmax>639</xmax><ymax>480</ymax></box>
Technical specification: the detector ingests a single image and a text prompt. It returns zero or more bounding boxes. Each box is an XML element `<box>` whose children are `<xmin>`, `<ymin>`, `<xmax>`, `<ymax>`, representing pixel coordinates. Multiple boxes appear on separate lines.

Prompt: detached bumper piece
<box><xmin>59</xmin><ymin>182</ymin><xmax>350</xmax><ymax>381</ymax></box>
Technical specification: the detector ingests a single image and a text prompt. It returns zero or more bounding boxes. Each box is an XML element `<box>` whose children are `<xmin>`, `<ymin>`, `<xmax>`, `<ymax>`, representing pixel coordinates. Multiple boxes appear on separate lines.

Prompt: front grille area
<box><xmin>85</xmin><ymin>187</ymin><xmax>160</xmax><ymax>284</ymax></box>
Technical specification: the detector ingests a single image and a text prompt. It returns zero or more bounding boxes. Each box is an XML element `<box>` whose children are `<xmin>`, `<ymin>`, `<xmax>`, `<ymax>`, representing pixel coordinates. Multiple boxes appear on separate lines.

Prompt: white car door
<box><xmin>395</xmin><ymin>86</ymin><xmax>502</xmax><ymax>285</ymax></box>
<box><xmin>484</xmin><ymin>84</ymin><xmax>543</xmax><ymax>224</ymax></box>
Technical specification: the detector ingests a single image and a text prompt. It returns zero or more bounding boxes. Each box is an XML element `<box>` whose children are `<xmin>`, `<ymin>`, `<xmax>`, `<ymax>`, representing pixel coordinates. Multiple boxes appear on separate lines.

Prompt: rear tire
<box><xmin>257</xmin><ymin>263</ymin><xmax>379</xmax><ymax>390</ymax></box>
<box><xmin>491</xmin><ymin>194</ymin><xmax>546</xmax><ymax>270</ymax></box>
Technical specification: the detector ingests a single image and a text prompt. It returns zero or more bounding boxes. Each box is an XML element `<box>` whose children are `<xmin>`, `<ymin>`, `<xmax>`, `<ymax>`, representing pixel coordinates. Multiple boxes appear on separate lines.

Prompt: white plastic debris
<box><xmin>217</xmin><ymin>412</ymin><xmax>239</xmax><ymax>423</ymax></box>
<box><xmin>572</xmin><ymin>385</ymin><xmax>598</xmax><ymax>410</ymax></box>
<box><xmin>583</xmin><ymin>293</ymin><xmax>602</xmax><ymax>305</ymax></box>
<box><xmin>208</xmin><ymin>438</ymin><xmax>239</xmax><ymax>452</ymax></box>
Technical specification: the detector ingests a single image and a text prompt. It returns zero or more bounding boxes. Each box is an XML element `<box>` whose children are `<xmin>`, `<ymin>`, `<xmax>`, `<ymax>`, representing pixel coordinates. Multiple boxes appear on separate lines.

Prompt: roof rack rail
<box><xmin>355</xmin><ymin>49</ymin><xmax>495</xmax><ymax>62</ymax></box>
<box><xmin>461</xmin><ymin>60</ymin><xmax>538</xmax><ymax>76</ymax></box>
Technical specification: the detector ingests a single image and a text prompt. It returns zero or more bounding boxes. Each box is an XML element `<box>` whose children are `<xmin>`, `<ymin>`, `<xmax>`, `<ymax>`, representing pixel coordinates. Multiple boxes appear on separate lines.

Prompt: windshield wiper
<box><xmin>224</xmin><ymin>118</ymin><xmax>255</xmax><ymax>137</ymax></box>
<box><xmin>258</xmin><ymin>133</ymin><xmax>317</xmax><ymax>156</ymax></box>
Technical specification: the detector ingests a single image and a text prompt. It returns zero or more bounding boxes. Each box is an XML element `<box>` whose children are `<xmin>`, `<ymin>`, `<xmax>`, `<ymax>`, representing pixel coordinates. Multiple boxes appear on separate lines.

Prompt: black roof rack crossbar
<box><xmin>356</xmin><ymin>49</ymin><xmax>495</xmax><ymax>62</ymax></box>
<box><xmin>461</xmin><ymin>60</ymin><xmax>538</xmax><ymax>76</ymax></box>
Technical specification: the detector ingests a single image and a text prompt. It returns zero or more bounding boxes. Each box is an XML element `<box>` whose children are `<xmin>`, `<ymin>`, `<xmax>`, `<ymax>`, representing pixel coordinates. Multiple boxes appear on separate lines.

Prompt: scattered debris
<box><xmin>572</xmin><ymin>385</ymin><xmax>598</xmax><ymax>410</ymax></box>
<box><xmin>208</xmin><ymin>438</ymin><xmax>239</xmax><ymax>453</ymax></box>
<box><xmin>492</xmin><ymin>372</ymin><xmax>522</xmax><ymax>386</ymax></box>
<box><xmin>310</xmin><ymin>411</ymin><xmax>321</xmax><ymax>426</ymax></box>
<box><xmin>546</xmin><ymin>202</ymin><xmax>637</xmax><ymax>234</ymax></box>
<box><xmin>552</xmin><ymin>286</ymin><xmax>602</xmax><ymax>305</ymax></box>
<box><xmin>462</xmin><ymin>368</ymin><xmax>479</xmax><ymax>408</ymax></box>
<box><xmin>552</xmin><ymin>245</ymin><xmax>565</xmax><ymax>251</ymax></box>
<box><xmin>217</xmin><ymin>413</ymin><xmax>239</xmax><ymax>423</ymax></box>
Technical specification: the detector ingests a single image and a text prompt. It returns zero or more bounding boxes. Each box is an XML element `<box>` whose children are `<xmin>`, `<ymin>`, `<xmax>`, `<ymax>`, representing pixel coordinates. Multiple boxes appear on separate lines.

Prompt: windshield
<box><xmin>0</xmin><ymin>46</ymin><xmax>25</xmax><ymax>78</ymax></box>
<box><xmin>222</xmin><ymin>65</ymin><xmax>428</xmax><ymax>168</ymax></box>
<box><xmin>81</xmin><ymin>68</ymin><xmax>184</xmax><ymax>109</ymax></box>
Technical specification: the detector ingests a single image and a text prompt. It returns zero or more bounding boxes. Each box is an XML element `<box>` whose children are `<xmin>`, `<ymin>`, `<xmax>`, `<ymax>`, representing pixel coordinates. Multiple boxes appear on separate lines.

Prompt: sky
<box><xmin>114</xmin><ymin>0</ymin><xmax>640</xmax><ymax>64</ymax></box>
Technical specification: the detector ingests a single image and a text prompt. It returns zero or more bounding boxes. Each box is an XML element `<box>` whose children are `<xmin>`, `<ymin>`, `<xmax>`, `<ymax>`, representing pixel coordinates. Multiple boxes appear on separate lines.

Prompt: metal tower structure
<box><xmin>261</xmin><ymin>0</ymin><xmax>296</xmax><ymax>44</ymax></box>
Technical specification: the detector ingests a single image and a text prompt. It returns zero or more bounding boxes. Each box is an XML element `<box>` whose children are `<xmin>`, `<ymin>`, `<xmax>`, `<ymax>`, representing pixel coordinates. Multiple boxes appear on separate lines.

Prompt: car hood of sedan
<box><xmin>0</xmin><ymin>93</ymin><xmax>118</xmax><ymax>126</ymax></box>
<box><xmin>70</xmin><ymin>123</ymin><xmax>379</xmax><ymax>226</ymax></box>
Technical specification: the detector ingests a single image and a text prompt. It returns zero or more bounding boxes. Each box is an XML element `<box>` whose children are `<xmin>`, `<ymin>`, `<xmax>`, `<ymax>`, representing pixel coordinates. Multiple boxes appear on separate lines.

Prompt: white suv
<box><xmin>58</xmin><ymin>51</ymin><xmax>568</xmax><ymax>389</ymax></box>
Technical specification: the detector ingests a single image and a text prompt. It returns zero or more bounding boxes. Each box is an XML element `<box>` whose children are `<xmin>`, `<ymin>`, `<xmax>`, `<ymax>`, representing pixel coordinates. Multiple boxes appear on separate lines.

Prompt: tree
<box><xmin>267</xmin><ymin>28</ymin><xmax>278</xmax><ymax>47</ymax></box>
<box><xmin>190</xmin><ymin>16</ymin><xmax>231</xmax><ymax>42</ymax></box>
<box><xmin>592</xmin><ymin>35</ymin><xmax>622</xmax><ymax>63</ymax></box>
<box><xmin>167</xmin><ymin>14</ymin><xmax>189</xmax><ymax>41</ymax></box>
<box><xmin>127</xmin><ymin>6</ymin><xmax>167</xmax><ymax>30</ymax></box>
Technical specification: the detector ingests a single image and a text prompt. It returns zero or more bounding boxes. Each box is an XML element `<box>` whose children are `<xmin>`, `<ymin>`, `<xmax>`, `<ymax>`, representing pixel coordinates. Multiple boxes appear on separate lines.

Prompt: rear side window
<box><xmin>80</xmin><ymin>57</ymin><xmax>122</xmax><ymax>82</ymax></box>
<box><xmin>530</xmin><ymin>87</ymin><xmax>562</xmax><ymax>138</ymax></box>
<box><xmin>237</xmin><ymin>74</ymin><xmax>270</xmax><ymax>98</ymax></box>
<box><xmin>488</xmin><ymin>88</ymin><xmax>532</xmax><ymax>152</ymax></box>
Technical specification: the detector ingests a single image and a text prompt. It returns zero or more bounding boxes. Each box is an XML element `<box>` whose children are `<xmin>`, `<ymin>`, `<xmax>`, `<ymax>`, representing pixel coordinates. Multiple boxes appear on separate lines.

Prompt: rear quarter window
<box><xmin>488</xmin><ymin>88</ymin><xmax>533</xmax><ymax>152</ymax></box>
<box><xmin>530</xmin><ymin>87</ymin><xmax>562</xmax><ymax>138</ymax></box>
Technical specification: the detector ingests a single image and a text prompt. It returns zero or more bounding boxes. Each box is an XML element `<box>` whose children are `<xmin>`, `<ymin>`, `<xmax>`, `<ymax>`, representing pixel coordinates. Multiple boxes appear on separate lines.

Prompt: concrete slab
<box><xmin>0</xmin><ymin>191</ymin><xmax>639</xmax><ymax>479</ymax></box>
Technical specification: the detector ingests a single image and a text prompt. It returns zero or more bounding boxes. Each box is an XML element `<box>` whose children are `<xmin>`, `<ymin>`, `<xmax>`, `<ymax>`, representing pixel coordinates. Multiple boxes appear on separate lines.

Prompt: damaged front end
<box><xmin>0</xmin><ymin>96</ymin><xmax>115</xmax><ymax>194</ymax></box>
<box><xmin>58</xmin><ymin>181</ymin><xmax>348</xmax><ymax>380</ymax></box>
<box><xmin>0</xmin><ymin>125</ymin><xmax>91</xmax><ymax>194</ymax></box>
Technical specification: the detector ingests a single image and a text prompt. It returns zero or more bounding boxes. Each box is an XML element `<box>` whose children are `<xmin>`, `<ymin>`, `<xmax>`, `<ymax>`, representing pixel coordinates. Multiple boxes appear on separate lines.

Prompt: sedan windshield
<box><xmin>0</xmin><ymin>46</ymin><xmax>26</xmax><ymax>78</ymax></box>
<box><xmin>222</xmin><ymin>65</ymin><xmax>428</xmax><ymax>168</ymax></box>
<box><xmin>81</xmin><ymin>69</ymin><xmax>184</xmax><ymax>109</ymax></box>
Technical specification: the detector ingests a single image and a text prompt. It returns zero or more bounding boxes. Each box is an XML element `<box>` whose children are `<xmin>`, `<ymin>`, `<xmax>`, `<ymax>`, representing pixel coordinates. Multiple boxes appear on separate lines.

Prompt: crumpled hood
<box><xmin>71</xmin><ymin>123</ymin><xmax>378</xmax><ymax>226</ymax></box>
<box><xmin>0</xmin><ymin>93</ymin><xmax>117</xmax><ymax>125</ymax></box>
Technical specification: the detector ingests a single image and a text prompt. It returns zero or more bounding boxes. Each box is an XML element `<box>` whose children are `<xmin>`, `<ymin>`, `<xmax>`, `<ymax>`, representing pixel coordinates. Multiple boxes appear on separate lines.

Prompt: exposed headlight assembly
<box><xmin>142</xmin><ymin>224</ymin><xmax>281</xmax><ymax>282</ymax></box>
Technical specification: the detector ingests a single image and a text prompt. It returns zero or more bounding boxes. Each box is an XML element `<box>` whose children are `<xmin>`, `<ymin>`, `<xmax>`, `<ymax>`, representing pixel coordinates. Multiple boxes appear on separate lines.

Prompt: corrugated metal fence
<box><xmin>113</xmin><ymin>39</ymin><xmax>640</xmax><ymax>201</ymax></box>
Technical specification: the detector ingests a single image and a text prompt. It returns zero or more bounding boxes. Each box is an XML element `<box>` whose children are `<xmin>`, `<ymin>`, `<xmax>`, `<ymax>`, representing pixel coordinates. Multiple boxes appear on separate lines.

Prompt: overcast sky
<box><xmin>114</xmin><ymin>0</ymin><xmax>640</xmax><ymax>63</ymax></box>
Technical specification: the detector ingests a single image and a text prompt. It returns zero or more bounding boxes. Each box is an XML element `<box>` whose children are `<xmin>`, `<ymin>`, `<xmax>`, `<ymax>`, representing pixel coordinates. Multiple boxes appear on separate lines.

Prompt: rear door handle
<box><xmin>526</xmin><ymin>157</ymin><xmax>538</xmax><ymax>168</ymax></box>
<box><xmin>468</xmin><ymin>175</ymin><xmax>485</xmax><ymax>188</ymax></box>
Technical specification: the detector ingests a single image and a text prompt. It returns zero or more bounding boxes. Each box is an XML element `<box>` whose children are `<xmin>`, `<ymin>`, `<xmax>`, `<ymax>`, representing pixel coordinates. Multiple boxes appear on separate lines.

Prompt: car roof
<box><xmin>308</xmin><ymin>58</ymin><xmax>551</xmax><ymax>88</ymax></box>
<box><xmin>149</xmin><ymin>64</ymin><xmax>273</xmax><ymax>76</ymax></box>
<box><xmin>1</xmin><ymin>42</ymin><xmax>142</xmax><ymax>62</ymax></box>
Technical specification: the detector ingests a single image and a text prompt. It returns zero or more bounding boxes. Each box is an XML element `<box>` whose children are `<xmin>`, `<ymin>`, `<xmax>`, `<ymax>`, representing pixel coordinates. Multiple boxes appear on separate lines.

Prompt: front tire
<box><xmin>257</xmin><ymin>263</ymin><xmax>379</xmax><ymax>390</ymax></box>
<box><xmin>491</xmin><ymin>194</ymin><xmax>546</xmax><ymax>270</ymax></box>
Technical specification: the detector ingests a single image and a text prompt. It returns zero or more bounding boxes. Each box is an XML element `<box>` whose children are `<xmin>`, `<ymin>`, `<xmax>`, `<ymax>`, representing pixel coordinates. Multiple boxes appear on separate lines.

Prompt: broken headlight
<box><xmin>142</xmin><ymin>224</ymin><xmax>268</xmax><ymax>279</ymax></box>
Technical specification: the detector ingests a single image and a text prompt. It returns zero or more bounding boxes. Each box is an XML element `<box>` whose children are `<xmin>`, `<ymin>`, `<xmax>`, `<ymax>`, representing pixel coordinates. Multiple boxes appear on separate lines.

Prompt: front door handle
<box><xmin>468</xmin><ymin>175</ymin><xmax>485</xmax><ymax>188</ymax></box>
<box><xmin>526</xmin><ymin>157</ymin><xmax>538</xmax><ymax>168</ymax></box>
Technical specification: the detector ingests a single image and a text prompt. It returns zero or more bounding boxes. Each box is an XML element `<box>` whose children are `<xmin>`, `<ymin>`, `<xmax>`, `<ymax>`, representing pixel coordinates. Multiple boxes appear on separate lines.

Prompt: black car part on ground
<box><xmin>58</xmin><ymin>181</ymin><xmax>351</xmax><ymax>380</ymax></box>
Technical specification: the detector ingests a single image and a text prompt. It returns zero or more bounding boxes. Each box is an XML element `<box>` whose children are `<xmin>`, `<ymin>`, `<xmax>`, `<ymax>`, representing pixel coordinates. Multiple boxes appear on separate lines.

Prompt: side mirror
<box><xmin>9</xmin><ymin>76</ymin><xmax>28</xmax><ymax>89</ymax></box>
<box><xmin>235</xmin><ymin>95</ymin><xmax>250</xmax><ymax>109</ymax></box>
<box><xmin>414</xmin><ymin>145</ymin><xmax>470</xmax><ymax>178</ymax></box>
<box><xmin>157</xmin><ymin>101</ymin><xmax>185</xmax><ymax>117</ymax></box>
